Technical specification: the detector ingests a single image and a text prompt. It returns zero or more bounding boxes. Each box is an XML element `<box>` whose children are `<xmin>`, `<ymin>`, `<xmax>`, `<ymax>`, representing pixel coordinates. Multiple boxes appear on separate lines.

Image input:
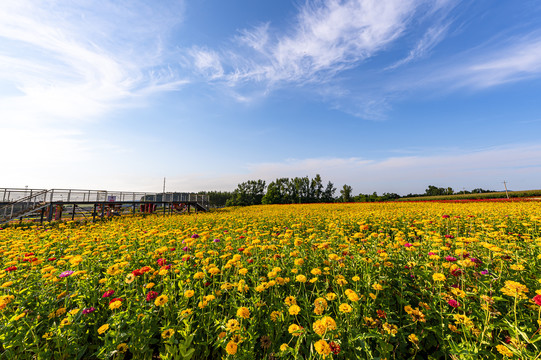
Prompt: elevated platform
<box><xmin>0</xmin><ymin>188</ymin><xmax>209</xmax><ymax>225</ymax></box>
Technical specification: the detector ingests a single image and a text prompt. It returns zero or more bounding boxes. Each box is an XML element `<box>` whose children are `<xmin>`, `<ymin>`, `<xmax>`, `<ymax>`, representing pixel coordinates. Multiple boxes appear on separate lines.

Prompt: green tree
<box><xmin>310</xmin><ymin>174</ymin><xmax>324</xmax><ymax>202</ymax></box>
<box><xmin>322</xmin><ymin>181</ymin><xmax>336</xmax><ymax>202</ymax></box>
<box><xmin>339</xmin><ymin>184</ymin><xmax>353</xmax><ymax>202</ymax></box>
<box><xmin>226</xmin><ymin>180</ymin><xmax>266</xmax><ymax>206</ymax></box>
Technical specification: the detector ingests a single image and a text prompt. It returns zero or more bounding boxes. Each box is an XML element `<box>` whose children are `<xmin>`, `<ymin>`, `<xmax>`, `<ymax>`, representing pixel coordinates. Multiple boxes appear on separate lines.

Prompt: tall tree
<box><xmin>322</xmin><ymin>181</ymin><xmax>336</xmax><ymax>202</ymax></box>
<box><xmin>339</xmin><ymin>184</ymin><xmax>353</xmax><ymax>202</ymax></box>
<box><xmin>310</xmin><ymin>174</ymin><xmax>324</xmax><ymax>202</ymax></box>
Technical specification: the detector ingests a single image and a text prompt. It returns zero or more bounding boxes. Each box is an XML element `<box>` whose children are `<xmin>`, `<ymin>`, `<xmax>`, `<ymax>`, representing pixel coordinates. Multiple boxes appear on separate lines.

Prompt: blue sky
<box><xmin>2</xmin><ymin>0</ymin><xmax>541</xmax><ymax>195</ymax></box>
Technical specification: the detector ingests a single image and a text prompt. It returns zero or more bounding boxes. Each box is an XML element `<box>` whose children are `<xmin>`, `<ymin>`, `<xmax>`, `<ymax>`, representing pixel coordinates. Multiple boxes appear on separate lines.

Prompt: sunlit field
<box><xmin>1</xmin><ymin>202</ymin><xmax>541</xmax><ymax>359</ymax></box>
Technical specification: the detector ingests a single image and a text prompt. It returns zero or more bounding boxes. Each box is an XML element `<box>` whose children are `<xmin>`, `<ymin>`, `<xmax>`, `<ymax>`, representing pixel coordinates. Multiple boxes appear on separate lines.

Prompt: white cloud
<box><xmin>169</xmin><ymin>144</ymin><xmax>541</xmax><ymax>194</ymax></box>
<box><xmin>463</xmin><ymin>36</ymin><xmax>541</xmax><ymax>88</ymax></box>
<box><xmin>192</xmin><ymin>0</ymin><xmax>452</xmax><ymax>87</ymax></box>
<box><xmin>387</xmin><ymin>23</ymin><xmax>450</xmax><ymax>69</ymax></box>
<box><xmin>399</xmin><ymin>32</ymin><xmax>541</xmax><ymax>92</ymax></box>
<box><xmin>0</xmin><ymin>0</ymin><xmax>187</xmax><ymax>127</ymax></box>
<box><xmin>190</xmin><ymin>47</ymin><xmax>225</xmax><ymax>79</ymax></box>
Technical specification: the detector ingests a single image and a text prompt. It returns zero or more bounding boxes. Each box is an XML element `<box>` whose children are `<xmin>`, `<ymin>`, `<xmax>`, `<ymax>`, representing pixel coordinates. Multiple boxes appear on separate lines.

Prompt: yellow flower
<box><xmin>56</xmin><ymin>308</ymin><xmax>67</xmax><ymax>317</ymax></box>
<box><xmin>226</xmin><ymin>319</ymin><xmax>240</xmax><ymax>332</ymax></box>
<box><xmin>280</xmin><ymin>343</ymin><xmax>289</xmax><ymax>352</ymax></box>
<box><xmin>184</xmin><ymin>290</ymin><xmax>195</xmax><ymax>298</ymax></box>
<box><xmin>339</xmin><ymin>303</ymin><xmax>352</xmax><ymax>313</ymax></box>
<box><xmin>496</xmin><ymin>344</ymin><xmax>513</xmax><ymax>357</ymax></box>
<box><xmin>346</xmin><ymin>289</ymin><xmax>360</xmax><ymax>302</ymax></box>
<box><xmin>117</xmin><ymin>343</ymin><xmax>128</xmax><ymax>353</ymax></box>
<box><xmin>314</xmin><ymin>339</ymin><xmax>332</xmax><ymax>357</ymax></box>
<box><xmin>69</xmin><ymin>308</ymin><xmax>80</xmax><ymax>316</ymax></box>
<box><xmin>501</xmin><ymin>280</ymin><xmax>529</xmax><ymax>299</ymax></box>
<box><xmin>239</xmin><ymin>268</ymin><xmax>248</xmax><ymax>275</ymax></box>
<box><xmin>383</xmin><ymin>322</ymin><xmax>398</xmax><ymax>336</ymax></box>
<box><xmin>59</xmin><ymin>318</ymin><xmax>71</xmax><ymax>327</ymax></box>
<box><xmin>218</xmin><ymin>331</ymin><xmax>227</xmax><ymax>339</ymax></box>
<box><xmin>270</xmin><ymin>311</ymin><xmax>282</xmax><ymax>322</ymax></box>
<box><xmin>109</xmin><ymin>300</ymin><xmax>122</xmax><ymax>310</ymax></box>
<box><xmin>225</xmin><ymin>340</ymin><xmax>238</xmax><ymax>355</ymax></box>
<box><xmin>125</xmin><ymin>273</ymin><xmax>135</xmax><ymax>283</ymax></box>
<box><xmin>314</xmin><ymin>297</ymin><xmax>328</xmax><ymax>310</ymax></box>
<box><xmin>408</xmin><ymin>334</ymin><xmax>419</xmax><ymax>344</ymax></box>
<box><xmin>433</xmin><ymin>273</ymin><xmax>446</xmax><ymax>282</ymax></box>
<box><xmin>372</xmin><ymin>283</ymin><xmax>383</xmax><ymax>291</ymax></box>
<box><xmin>326</xmin><ymin>292</ymin><xmax>337</xmax><ymax>301</ymax></box>
<box><xmin>155</xmin><ymin>294</ymin><xmax>168</xmax><ymax>307</ymax></box>
<box><xmin>313</xmin><ymin>319</ymin><xmax>326</xmax><ymax>336</ymax></box>
<box><xmin>288</xmin><ymin>324</ymin><xmax>303</xmax><ymax>336</ymax></box>
<box><xmin>296</xmin><ymin>274</ymin><xmax>307</xmax><ymax>283</ymax></box>
<box><xmin>194</xmin><ymin>272</ymin><xmax>205</xmax><ymax>280</ymax></box>
<box><xmin>284</xmin><ymin>296</ymin><xmax>297</xmax><ymax>306</ymax></box>
<box><xmin>162</xmin><ymin>328</ymin><xmax>175</xmax><ymax>339</ymax></box>
<box><xmin>352</xmin><ymin>275</ymin><xmax>360</xmax><ymax>282</ymax></box>
<box><xmin>1</xmin><ymin>281</ymin><xmax>13</xmax><ymax>288</ymax></box>
<box><xmin>237</xmin><ymin>306</ymin><xmax>250</xmax><ymax>319</ymax></box>
<box><xmin>145</xmin><ymin>282</ymin><xmax>155</xmax><ymax>289</ymax></box>
<box><xmin>98</xmin><ymin>324</ymin><xmax>110</xmax><ymax>334</ymax></box>
<box><xmin>288</xmin><ymin>305</ymin><xmax>301</xmax><ymax>315</ymax></box>
<box><xmin>99</xmin><ymin>278</ymin><xmax>107</xmax><ymax>284</ymax></box>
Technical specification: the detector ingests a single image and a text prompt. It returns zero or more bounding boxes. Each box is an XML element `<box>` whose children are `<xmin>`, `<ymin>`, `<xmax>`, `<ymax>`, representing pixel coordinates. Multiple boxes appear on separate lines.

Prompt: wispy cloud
<box><xmin>397</xmin><ymin>32</ymin><xmax>541</xmax><ymax>92</ymax></box>
<box><xmin>387</xmin><ymin>23</ymin><xmax>451</xmax><ymax>69</ymax></box>
<box><xmin>0</xmin><ymin>0</ymin><xmax>187</xmax><ymax>127</ymax></box>
<box><xmin>462</xmin><ymin>35</ymin><xmax>541</xmax><ymax>88</ymax></box>
<box><xmin>190</xmin><ymin>0</ymin><xmax>451</xmax><ymax>87</ymax></box>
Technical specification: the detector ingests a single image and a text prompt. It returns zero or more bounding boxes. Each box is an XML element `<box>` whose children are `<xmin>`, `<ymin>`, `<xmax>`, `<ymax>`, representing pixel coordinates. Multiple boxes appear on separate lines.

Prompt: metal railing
<box><xmin>0</xmin><ymin>189</ymin><xmax>48</xmax><ymax>222</ymax></box>
<box><xmin>1</xmin><ymin>188</ymin><xmax>47</xmax><ymax>204</ymax></box>
<box><xmin>0</xmin><ymin>188</ymin><xmax>209</xmax><ymax>224</ymax></box>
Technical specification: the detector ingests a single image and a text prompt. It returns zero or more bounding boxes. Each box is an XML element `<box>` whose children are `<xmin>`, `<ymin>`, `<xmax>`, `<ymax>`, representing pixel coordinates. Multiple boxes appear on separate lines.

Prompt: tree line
<box><xmin>197</xmin><ymin>177</ymin><xmax>495</xmax><ymax>207</ymax></box>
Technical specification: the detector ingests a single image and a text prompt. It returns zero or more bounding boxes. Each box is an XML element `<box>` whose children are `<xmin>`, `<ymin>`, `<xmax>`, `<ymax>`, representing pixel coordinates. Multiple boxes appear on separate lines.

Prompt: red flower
<box><xmin>132</xmin><ymin>269</ymin><xmax>143</xmax><ymax>276</ymax></box>
<box><xmin>247</xmin><ymin>259</ymin><xmax>253</xmax><ymax>264</ymax></box>
<box><xmin>377</xmin><ymin>309</ymin><xmax>387</xmax><ymax>318</ymax></box>
<box><xmin>238</xmin><ymin>248</ymin><xmax>244</xmax><ymax>252</ymax></box>
<box><xmin>102</xmin><ymin>290</ymin><xmax>115</xmax><ymax>298</ymax></box>
<box><xmin>442</xmin><ymin>214</ymin><xmax>450</xmax><ymax>218</ymax></box>
<box><xmin>157</xmin><ymin>258</ymin><xmax>167</xmax><ymax>266</ymax></box>
<box><xmin>533</xmin><ymin>295</ymin><xmax>541</xmax><ymax>306</ymax></box>
<box><xmin>109</xmin><ymin>297</ymin><xmax>123</xmax><ymax>304</ymax></box>
<box><xmin>48</xmin><ymin>257</ymin><xmax>56</xmax><ymax>261</ymax></box>
<box><xmin>5</xmin><ymin>266</ymin><xmax>17</xmax><ymax>272</ymax></box>
<box><xmin>450</xmin><ymin>268</ymin><xmax>463</xmax><ymax>277</ymax></box>
<box><xmin>329</xmin><ymin>341</ymin><xmax>341</xmax><ymax>355</ymax></box>
<box><xmin>146</xmin><ymin>291</ymin><xmax>158</xmax><ymax>302</ymax></box>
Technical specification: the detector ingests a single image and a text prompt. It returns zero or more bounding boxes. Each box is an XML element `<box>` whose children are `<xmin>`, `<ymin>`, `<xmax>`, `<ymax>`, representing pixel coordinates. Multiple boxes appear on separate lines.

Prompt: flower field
<box><xmin>1</xmin><ymin>201</ymin><xmax>541</xmax><ymax>359</ymax></box>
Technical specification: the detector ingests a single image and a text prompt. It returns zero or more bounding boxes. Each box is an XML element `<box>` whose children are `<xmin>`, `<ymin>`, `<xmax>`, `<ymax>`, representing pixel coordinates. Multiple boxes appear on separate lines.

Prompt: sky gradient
<box><xmin>2</xmin><ymin>0</ymin><xmax>541</xmax><ymax>195</ymax></box>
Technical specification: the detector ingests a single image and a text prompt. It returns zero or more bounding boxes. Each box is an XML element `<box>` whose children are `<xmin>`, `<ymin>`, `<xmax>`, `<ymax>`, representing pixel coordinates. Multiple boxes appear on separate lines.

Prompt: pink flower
<box><xmin>533</xmin><ymin>295</ymin><xmax>541</xmax><ymax>306</ymax></box>
<box><xmin>445</xmin><ymin>256</ymin><xmax>457</xmax><ymax>262</ymax></box>
<box><xmin>404</xmin><ymin>243</ymin><xmax>413</xmax><ymax>247</ymax></box>
<box><xmin>447</xmin><ymin>299</ymin><xmax>460</xmax><ymax>308</ymax></box>
<box><xmin>102</xmin><ymin>290</ymin><xmax>115</xmax><ymax>298</ymax></box>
